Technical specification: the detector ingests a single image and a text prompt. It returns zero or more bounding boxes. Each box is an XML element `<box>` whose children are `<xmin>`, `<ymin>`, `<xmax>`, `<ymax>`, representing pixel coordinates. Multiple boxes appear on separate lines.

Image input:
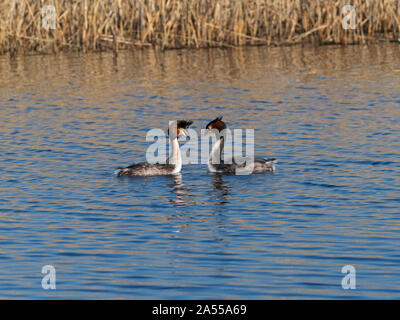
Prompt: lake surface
<box><xmin>0</xmin><ymin>44</ymin><xmax>399</xmax><ymax>299</ymax></box>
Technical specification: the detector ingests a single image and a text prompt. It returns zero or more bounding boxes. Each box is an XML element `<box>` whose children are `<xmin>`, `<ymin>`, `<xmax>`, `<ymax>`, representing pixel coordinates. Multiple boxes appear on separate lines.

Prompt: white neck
<box><xmin>209</xmin><ymin>137</ymin><xmax>224</xmax><ymax>167</ymax></box>
<box><xmin>169</xmin><ymin>137</ymin><xmax>182</xmax><ymax>173</ymax></box>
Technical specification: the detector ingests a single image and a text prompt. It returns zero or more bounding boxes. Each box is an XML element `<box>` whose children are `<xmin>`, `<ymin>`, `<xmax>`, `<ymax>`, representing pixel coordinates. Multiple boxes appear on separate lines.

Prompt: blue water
<box><xmin>0</xmin><ymin>45</ymin><xmax>400</xmax><ymax>299</ymax></box>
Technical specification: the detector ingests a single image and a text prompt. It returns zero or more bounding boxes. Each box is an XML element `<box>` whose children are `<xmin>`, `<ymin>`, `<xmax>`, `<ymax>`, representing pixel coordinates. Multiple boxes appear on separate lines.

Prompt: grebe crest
<box><xmin>206</xmin><ymin>116</ymin><xmax>226</xmax><ymax>132</ymax></box>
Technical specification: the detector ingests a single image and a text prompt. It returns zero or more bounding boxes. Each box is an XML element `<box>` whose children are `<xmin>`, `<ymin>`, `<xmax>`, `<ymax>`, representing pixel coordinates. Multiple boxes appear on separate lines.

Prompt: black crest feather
<box><xmin>168</xmin><ymin>120</ymin><xmax>193</xmax><ymax>136</ymax></box>
<box><xmin>206</xmin><ymin>116</ymin><xmax>226</xmax><ymax>131</ymax></box>
<box><xmin>178</xmin><ymin>120</ymin><xmax>193</xmax><ymax>129</ymax></box>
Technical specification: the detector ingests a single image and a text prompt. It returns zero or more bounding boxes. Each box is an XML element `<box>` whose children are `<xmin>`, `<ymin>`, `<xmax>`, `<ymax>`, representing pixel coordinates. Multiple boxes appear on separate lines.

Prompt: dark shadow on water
<box><xmin>211</xmin><ymin>173</ymin><xmax>231</xmax><ymax>206</ymax></box>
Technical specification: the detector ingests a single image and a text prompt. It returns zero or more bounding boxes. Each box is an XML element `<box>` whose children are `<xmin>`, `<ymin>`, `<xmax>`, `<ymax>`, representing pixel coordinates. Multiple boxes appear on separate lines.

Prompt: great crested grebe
<box><xmin>206</xmin><ymin>116</ymin><xmax>276</xmax><ymax>174</ymax></box>
<box><xmin>115</xmin><ymin>120</ymin><xmax>193</xmax><ymax>176</ymax></box>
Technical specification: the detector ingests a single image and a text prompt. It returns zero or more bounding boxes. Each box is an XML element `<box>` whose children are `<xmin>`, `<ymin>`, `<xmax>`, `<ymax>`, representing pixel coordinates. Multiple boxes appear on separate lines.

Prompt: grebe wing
<box><xmin>211</xmin><ymin>157</ymin><xmax>276</xmax><ymax>174</ymax></box>
<box><xmin>222</xmin><ymin>156</ymin><xmax>276</xmax><ymax>164</ymax></box>
<box><xmin>254</xmin><ymin>157</ymin><xmax>277</xmax><ymax>163</ymax></box>
<box><xmin>116</xmin><ymin>162</ymin><xmax>175</xmax><ymax>176</ymax></box>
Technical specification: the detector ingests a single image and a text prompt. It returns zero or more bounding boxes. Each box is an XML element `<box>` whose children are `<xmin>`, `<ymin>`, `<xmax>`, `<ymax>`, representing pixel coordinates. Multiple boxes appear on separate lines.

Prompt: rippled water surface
<box><xmin>1</xmin><ymin>44</ymin><xmax>400</xmax><ymax>299</ymax></box>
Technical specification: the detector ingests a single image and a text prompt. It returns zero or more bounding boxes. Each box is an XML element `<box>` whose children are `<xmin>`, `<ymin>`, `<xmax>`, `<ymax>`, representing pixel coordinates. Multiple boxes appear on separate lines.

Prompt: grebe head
<box><xmin>168</xmin><ymin>120</ymin><xmax>193</xmax><ymax>138</ymax></box>
<box><xmin>177</xmin><ymin>120</ymin><xmax>193</xmax><ymax>137</ymax></box>
<box><xmin>206</xmin><ymin>116</ymin><xmax>226</xmax><ymax>132</ymax></box>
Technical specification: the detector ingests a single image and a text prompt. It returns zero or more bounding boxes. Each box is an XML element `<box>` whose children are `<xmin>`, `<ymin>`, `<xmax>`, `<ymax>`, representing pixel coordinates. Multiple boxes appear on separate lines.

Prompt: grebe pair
<box><xmin>115</xmin><ymin>117</ymin><xmax>276</xmax><ymax>176</ymax></box>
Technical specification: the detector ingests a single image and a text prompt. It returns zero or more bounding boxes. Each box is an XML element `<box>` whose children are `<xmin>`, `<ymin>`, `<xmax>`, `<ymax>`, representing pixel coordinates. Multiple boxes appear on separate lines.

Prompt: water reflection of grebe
<box><xmin>168</xmin><ymin>174</ymin><xmax>194</xmax><ymax>206</ymax></box>
<box><xmin>212</xmin><ymin>174</ymin><xmax>230</xmax><ymax>205</ymax></box>
<box><xmin>115</xmin><ymin>120</ymin><xmax>193</xmax><ymax>176</ymax></box>
<box><xmin>206</xmin><ymin>117</ymin><xmax>277</xmax><ymax>174</ymax></box>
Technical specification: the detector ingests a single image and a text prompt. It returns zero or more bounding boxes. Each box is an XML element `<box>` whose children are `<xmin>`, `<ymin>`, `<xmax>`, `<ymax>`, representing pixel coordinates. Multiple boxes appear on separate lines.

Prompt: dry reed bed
<box><xmin>1</xmin><ymin>0</ymin><xmax>399</xmax><ymax>55</ymax></box>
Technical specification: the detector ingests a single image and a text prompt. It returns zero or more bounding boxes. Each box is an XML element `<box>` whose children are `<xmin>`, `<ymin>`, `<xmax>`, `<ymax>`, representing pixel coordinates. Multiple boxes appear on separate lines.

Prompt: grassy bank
<box><xmin>1</xmin><ymin>0</ymin><xmax>399</xmax><ymax>55</ymax></box>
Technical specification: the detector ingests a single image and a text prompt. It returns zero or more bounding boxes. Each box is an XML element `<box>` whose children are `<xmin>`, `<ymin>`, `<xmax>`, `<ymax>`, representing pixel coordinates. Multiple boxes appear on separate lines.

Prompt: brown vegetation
<box><xmin>1</xmin><ymin>0</ymin><xmax>399</xmax><ymax>55</ymax></box>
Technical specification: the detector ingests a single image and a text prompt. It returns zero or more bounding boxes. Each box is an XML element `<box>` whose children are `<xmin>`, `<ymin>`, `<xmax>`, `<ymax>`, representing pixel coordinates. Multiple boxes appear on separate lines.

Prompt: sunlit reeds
<box><xmin>1</xmin><ymin>0</ymin><xmax>399</xmax><ymax>55</ymax></box>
